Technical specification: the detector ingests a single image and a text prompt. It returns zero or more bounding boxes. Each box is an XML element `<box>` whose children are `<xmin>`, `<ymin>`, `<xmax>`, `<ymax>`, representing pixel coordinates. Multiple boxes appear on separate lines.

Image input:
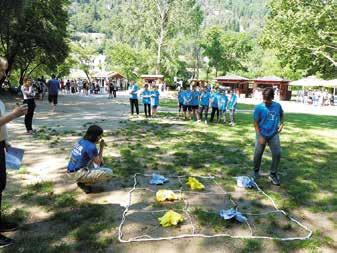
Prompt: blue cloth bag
<box><xmin>237</xmin><ymin>176</ymin><xmax>255</xmax><ymax>188</ymax></box>
<box><xmin>150</xmin><ymin>173</ymin><xmax>169</xmax><ymax>185</ymax></box>
<box><xmin>219</xmin><ymin>208</ymin><xmax>248</xmax><ymax>223</ymax></box>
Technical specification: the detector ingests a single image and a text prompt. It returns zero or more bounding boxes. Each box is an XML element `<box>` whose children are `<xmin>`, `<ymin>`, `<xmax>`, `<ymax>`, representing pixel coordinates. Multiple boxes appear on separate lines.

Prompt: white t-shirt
<box><xmin>21</xmin><ymin>85</ymin><xmax>35</xmax><ymax>100</ymax></box>
<box><xmin>0</xmin><ymin>100</ymin><xmax>8</xmax><ymax>141</ymax></box>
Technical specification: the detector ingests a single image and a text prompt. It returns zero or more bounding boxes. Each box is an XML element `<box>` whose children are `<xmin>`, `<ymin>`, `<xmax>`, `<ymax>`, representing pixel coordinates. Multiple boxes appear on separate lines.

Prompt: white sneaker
<box><xmin>204</xmin><ymin>120</ymin><xmax>208</xmax><ymax>124</ymax></box>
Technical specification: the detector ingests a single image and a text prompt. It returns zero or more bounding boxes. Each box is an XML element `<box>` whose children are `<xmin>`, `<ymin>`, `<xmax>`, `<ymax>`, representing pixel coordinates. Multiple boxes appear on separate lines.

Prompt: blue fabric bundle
<box><xmin>219</xmin><ymin>208</ymin><xmax>247</xmax><ymax>223</ymax></box>
<box><xmin>150</xmin><ymin>173</ymin><xmax>169</xmax><ymax>185</ymax></box>
<box><xmin>236</xmin><ymin>176</ymin><xmax>255</xmax><ymax>188</ymax></box>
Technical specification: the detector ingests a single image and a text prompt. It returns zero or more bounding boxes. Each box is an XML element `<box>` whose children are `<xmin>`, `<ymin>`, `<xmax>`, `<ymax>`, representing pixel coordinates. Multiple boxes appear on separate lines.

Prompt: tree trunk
<box><xmin>156</xmin><ymin>21</ymin><xmax>164</xmax><ymax>75</ymax></box>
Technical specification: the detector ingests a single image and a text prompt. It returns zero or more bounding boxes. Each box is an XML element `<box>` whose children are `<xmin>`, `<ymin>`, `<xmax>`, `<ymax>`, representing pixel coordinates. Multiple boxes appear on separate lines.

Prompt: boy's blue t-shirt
<box><xmin>129</xmin><ymin>84</ymin><xmax>139</xmax><ymax>99</ymax></box>
<box><xmin>178</xmin><ymin>91</ymin><xmax>184</xmax><ymax>104</ymax></box>
<box><xmin>47</xmin><ymin>79</ymin><xmax>60</xmax><ymax>95</ymax></box>
<box><xmin>253</xmin><ymin>102</ymin><xmax>284</xmax><ymax>138</ymax></box>
<box><xmin>151</xmin><ymin>90</ymin><xmax>160</xmax><ymax>106</ymax></box>
<box><xmin>200</xmin><ymin>91</ymin><xmax>211</xmax><ymax>106</ymax></box>
<box><xmin>218</xmin><ymin>94</ymin><xmax>228</xmax><ymax>111</ymax></box>
<box><xmin>191</xmin><ymin>91</ymin><xmax>200</xmax><ymax>106</ymax></box>
<box><xmin>211</xmin><ymin>92</ymin><xmax>219</xmax><ymax>108</ymax></box>
<box><xmin>67</xmin><ymin>139</ymin><xmax>98</xmax><ymax>172</ymax></box>
<box><xmin>183</xmin><ymin>90</ymin><xmax>192</xmax><ymax>105</ymax></box>
<box><xmin>142</xmin><ymin>90</ymin><xmax>151</xmax><ymax>104</ymax></box>
<box><xmin>228</xmin><ymin>94</ymin><xmax>238</xmax><ymax>109</ymax></box>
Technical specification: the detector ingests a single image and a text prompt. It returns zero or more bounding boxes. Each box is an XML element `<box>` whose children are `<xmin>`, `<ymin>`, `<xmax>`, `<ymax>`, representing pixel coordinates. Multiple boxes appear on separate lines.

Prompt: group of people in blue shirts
<box><xmin>178</xmin><ymin>84</ymin><xmax>238</xmax><ymax>126</ymax></box>
<box><xmin>129</xmin><ymin>81</ymin><xmax>160</xmax><ymax>118</ymax></box>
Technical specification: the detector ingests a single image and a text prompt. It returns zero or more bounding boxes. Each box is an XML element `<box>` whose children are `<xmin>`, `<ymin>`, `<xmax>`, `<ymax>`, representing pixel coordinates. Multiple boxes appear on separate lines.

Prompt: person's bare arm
<box><xmin>278</xmin><ymin>112</ymin><xmax>285</xmax><ymax>133</ymax></box>
<box><xmin>0</xmin><ymin>106</ymin><xmax>27</xmax><ymax>127</ymax></box>
<box><xmin>93</xmin><ymin>140</ymin><xmax>105</xmax><ymax>165</ymax></box>
<box><xmin>254</xmin><ymin>121</ymin><xmax>265</xmax><ymax>145</ymax></box>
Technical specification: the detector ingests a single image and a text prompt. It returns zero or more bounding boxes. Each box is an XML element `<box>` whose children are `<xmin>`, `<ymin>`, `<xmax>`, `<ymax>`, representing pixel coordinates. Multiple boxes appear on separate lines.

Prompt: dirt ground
<box><xmin>1</xmin><ymin>92</ymin><xmax>336</xmax><ymax>253</ymax></box>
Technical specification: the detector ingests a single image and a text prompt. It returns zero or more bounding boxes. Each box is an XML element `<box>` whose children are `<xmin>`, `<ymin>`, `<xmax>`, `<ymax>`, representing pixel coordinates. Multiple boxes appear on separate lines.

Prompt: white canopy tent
<box><xmin>289</xmin><ymin>76</ymin><xmax>324</xmax><ymax>87</ymax></box>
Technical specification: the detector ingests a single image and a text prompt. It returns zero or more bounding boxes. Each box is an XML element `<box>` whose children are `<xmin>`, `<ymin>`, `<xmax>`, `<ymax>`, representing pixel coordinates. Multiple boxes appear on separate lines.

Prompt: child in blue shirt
<box><xmin>191</xmin><ymin>84</ymin><xmax>201</xmax><ymax>121</ymax></box>
<box><xmin>141</xmin><ymin>83</ymin><xmax>152</xmax><ymax>118</ymax></box>
<box><xmin>218</xmin><ymin>89</ymin><xmax>228</xmax><ymax>124</ymax></box>
<box><xmin>228</xmin><ymin>89</ymin><xmax>238</xmax><ymax>126</ymax></box>
<box><xmin>151</xmin><ymin>85</ymin><xmax>160</xmax><ymax>117</ymax></box>
<box><xmin>67</xmin><ymin>125</ymin><xmax>113</xmax><ymax>193</ymax></box>
<box><xmin>253</xmin><ymin>87</ymin><xmax>284</xmax><ymax>186</ymax></box>
<box><xmin>177</xmin><ymin>87</ymin><xmax>184</xmax><ymax>116</ymax></box>
<box><xmin>128</xmin><ymin>80</ymin><xmax>139</xmax><ymax>116</ymax></box>
<box><xmin>210</xmin><ymin>87</ymin><xmax>220</xmax><ymax>123</ymax></box>
<box><xmin>199</xmin><ymin>85</ymin><xmax>211</xmax><ymax>124</ymax></box>
<box><xmin>182</xmin><ymin>86</ymin><xmax>192</xmax><ymax>119</ymax></box>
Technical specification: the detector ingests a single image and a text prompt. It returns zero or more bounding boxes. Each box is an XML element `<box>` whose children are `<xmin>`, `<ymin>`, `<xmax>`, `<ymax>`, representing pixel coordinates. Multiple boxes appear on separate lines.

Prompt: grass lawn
<box><xmin>3</xmin><ymin>106</ymin><xmax>337</xmax><ymax>252</ymax></box>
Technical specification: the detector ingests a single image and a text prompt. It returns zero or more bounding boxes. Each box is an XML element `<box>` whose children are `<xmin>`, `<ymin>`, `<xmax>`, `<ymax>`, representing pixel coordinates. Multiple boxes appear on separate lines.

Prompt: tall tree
<box><xmin>0</xmin><ymin>0</ymin><xmax>70</xmax><ymax>85</ymax></box>
<box><xmin>200</xmin><ymin>27</ymin><xmax>253</xmax><ymax>76</ymax></box>
<box><xmin>261</xmin><ymin>0</ymin><xmax>337</xmax><ymax>79</ymax></box>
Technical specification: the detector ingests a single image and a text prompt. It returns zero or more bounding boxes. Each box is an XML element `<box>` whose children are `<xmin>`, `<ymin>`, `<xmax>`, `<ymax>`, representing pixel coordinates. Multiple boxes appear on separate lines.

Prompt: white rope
<box><xmin>118</xmin><ymin>173</ymin><xmax>313</xmax><ymax>243</ymax></box>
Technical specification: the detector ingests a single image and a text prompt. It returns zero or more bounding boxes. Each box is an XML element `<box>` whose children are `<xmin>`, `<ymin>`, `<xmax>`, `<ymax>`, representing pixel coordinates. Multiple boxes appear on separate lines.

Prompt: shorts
<box><xmin>183</xmin><ymin>105</ymin><xmax>192</xmax><ymax>112</ymax></box>
<box><xmin>48</xmin><ymin>94</ymin><xmax>58</xmax><ymax>105</ymax></box>
<box><xmin>191</xmin><ymin>105</ymin><xmax>199</xmax><ymax>110</ymax></box>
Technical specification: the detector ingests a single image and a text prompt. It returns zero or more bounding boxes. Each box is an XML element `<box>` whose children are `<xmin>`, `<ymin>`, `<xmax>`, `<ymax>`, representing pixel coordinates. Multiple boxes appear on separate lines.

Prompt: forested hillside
<box><xmin>69</xmin><ymin>0</ymin><xmax>267</xmax><ymax>35</ymax></box>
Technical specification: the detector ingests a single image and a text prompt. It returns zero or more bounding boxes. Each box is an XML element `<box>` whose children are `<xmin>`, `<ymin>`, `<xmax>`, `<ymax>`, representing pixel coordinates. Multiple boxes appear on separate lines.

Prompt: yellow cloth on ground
<box><xmin>186</xmin><ymin>177</ymin><xmax>205</xmax><ymax>190</ymax></box>
<box><xmin>158</xmin><ymin>210</ymin><xmax>184</xmax><ymax>227</ymax></box>
<box><xmin>156</xmin><ymin>190</ymin><xmax>178</xmax><ymax>202</ymax></box>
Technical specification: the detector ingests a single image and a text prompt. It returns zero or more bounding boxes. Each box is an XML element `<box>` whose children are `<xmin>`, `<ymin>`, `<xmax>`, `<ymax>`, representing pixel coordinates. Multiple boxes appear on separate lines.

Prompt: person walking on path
<box><xmin>21</xmin><ymin>77</ymin><xmax>36</xmax><ymax>134</ymax></box>
<box><xmin>47</xmin><ymin>74</ymin><xmax>60</xmax><ymax>112</ymax></box>
<box><xmin>0</xmin><ymin>56</ymin><xmax>28</xmax><ymax>248</ymax></box>
<box><xmin>128</xmin><ymin>80</ymin><xmax>139</xmax><ymax>116</ymax></box>
<box><xmin>253</xmin><ymin>87</ymin><xmax>284</xmax><ymax>186</ymax></box>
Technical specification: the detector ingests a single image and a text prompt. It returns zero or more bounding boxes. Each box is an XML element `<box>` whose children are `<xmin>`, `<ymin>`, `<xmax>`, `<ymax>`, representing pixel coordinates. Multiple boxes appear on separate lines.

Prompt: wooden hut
<box><xmin>108</xmin><ymin>72</ymin><xmax>127</xmax><ymax>90</ymax></box>
<box><xmin>141</xmin><ymin>74</ymin><xmax>164</xmax><ymax>85</ymax></box>
<box><xmin>252</xmin><ymin>76</ymin><xmax>291</xmax><ymax>101</ymax></box>
<box><xmin>215</xmin><ymin>75</ymin><xmax>250</xmax><ymax>97</ymax></box>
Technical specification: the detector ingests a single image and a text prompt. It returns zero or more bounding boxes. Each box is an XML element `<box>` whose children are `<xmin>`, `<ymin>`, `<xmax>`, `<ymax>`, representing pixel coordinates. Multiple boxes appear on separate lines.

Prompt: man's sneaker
<box><xmin>0</xmin><ymin>222</ymin><xmax>18</xmax><ymax>232</ymax></box>
<box><xmin>77</xmin><ymin>182</ymin><xmax>92</xmax><ymax>194</ymax></box>
<box><xmin>0</xmin><ymin>234</ymin><xmax>14</xmax><ymax>248</ymax></box>
<box><xmin>269</xmin><ymin>174</ymin><xmax>281</xmax><ymax>186</ymax></box>
<box><xmin>252</xmin><ymin>170</ymin><xmax>260</xmax><ymax>180</ymax></box>
<box><xmin>204</xmin><ymin>120</ymin><xmax>208</xmax><ymax>125</ymax></box>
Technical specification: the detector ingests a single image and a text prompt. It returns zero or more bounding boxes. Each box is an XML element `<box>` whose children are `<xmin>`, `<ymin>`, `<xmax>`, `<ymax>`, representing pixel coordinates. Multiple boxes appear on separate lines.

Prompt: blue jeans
<box><xmin>253</xmin><ymin>134</ymin><xmax>281</xmax><ymax>175</ymax></box>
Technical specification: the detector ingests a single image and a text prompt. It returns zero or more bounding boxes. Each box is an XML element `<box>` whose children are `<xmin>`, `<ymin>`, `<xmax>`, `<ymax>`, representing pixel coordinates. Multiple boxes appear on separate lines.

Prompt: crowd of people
<box><xmin>296</xmin><ymin>90</ymin><xmax>335</xmax><ymax>106</ymax></box>
<box><xmin>177</xmin><ymin>83</ymin><xmax>238</xmax><ymax>126</ymax></box>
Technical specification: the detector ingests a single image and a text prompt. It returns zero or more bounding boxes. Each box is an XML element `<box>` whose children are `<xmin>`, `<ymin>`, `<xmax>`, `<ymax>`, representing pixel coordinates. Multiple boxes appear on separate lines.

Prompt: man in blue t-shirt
<box><xmin>128</xmin><ymin>80</ymin><xmax>139</xmax><ymax>116</ymax></box>
<box><xmin>47</xmin><ymin>74</ymin><xmax>60</xmax><ymax>112</ymax></box>
<box><xmin>151</xmin><ymin>85</ymin><xmax>160</xmax><ymax>117</ymax></box>
<box><xmin>141</xmin><ymin>83</ymin><xmax>152</xmax><ymax>118</ymax></box>
<box><xmin>67</xmin><ymin>125</ymin><xmax>113</xmax><ymax>193</ymax></box>
<box><xmin>182</xmin><ymin>86</ymin><xmax>192</xmax><ymax>119</ymax></box>
<box><xmin>253</xmin><ymin>87</ymin><xmax>284</xmax><ymax>186</ymax></box>
<box><xmin>218</xmin><ymin>89</ymin><xmax>228</xmax><ymax>124</ymax></box>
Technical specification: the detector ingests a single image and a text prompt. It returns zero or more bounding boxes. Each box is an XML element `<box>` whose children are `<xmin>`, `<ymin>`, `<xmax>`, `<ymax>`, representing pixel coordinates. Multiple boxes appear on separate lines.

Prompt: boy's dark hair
<box><xmin>51</xmin><ymin>74</ymin><xmax>56</xmax><ymax>79</ymax></box>
<box><xmin>262</xmin><ymin>87</ymin><xmax>274</xmax><ymax>100</ymax></box>
<box><xmin>84</xmin><ymin>125</ymin><xmax>103</xmax><ymax>143</ymax></box>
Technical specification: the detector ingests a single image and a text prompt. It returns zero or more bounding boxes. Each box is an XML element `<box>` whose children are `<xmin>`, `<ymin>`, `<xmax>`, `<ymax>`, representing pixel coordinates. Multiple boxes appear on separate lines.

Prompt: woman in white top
<box><xmin>0</xmin><ymin>56</ymin><xmax>27</xmax><ymax>247</ymax></box>
<box><xmin>21</xmin><ymin>78</ymin><xmax>36</xmax><ymax>134</ymax></box>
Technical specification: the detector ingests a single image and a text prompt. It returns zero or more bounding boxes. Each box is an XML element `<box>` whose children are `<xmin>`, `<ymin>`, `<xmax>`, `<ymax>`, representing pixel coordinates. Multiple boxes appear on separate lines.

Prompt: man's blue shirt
<box><xmin>129</xmin><ymin>84</ymin><xmax>139</xmax><ymax>99</ymax></box>
<box><xmin>253</xmin><ymin>101</ymin><xmax>284</xmax><ymax>138</ymax></box>
<box><xmin>200</xmin><ymin>91</ymin><xmax>211</xmax><ymax>106</ymax></box>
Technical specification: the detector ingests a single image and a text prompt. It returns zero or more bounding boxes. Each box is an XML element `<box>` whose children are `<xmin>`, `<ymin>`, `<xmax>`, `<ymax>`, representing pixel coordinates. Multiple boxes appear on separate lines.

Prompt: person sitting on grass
<box><xmin>141</xmin><ymin>83</ymin><xmax>152</xmax><ymax>118</ymax></box>
<box><xmin>67</xmin><ymin>125</ymin><xmax>113</xmax><ymax>193</ymax></box>
<box><xmin>151</xmin><ymin>85</ymin><xmax>160</xmax><ymax>117</ymax></box>
<box><xmin>253</xmin><ymin>87</ymin><xmax>284</xmax><ymax>186</ymax></box>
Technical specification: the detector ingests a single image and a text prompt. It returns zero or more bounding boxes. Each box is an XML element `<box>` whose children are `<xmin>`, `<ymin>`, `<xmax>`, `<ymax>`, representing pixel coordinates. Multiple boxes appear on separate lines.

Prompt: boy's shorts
<box><xmin>183</xmin><ymin>105</ymin><xmax>192</xmax><ymax>112</ymax></box>
<box><xmin>48</xmin><ymin>94</ymin><xmax>58</xmax><ymax>105</ymax></box>
<box><xmin>191</xmin><ymin>105</ymin><xmax>199</xmax><ymax>110</ymax></box>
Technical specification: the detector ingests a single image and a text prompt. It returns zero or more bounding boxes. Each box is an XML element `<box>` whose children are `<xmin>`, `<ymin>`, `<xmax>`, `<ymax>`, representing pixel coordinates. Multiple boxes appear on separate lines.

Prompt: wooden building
<box><xmin>215</xmin><ymin>75</ymin><xmax>250</xmax><ymax>97</ymax></box>
<box><xmin>253</xmin><ymin>76</ymin><xmax>291</xmax><ymax>101</ymax></box>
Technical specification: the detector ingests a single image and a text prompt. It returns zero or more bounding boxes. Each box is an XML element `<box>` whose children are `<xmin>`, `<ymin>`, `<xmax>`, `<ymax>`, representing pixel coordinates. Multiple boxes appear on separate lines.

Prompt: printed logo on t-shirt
<box><xmin>267</xmin><ymin>111</ymin><xmax>276</xmax><ymax>121</ymax></box>
<box><xmin>72</xmin><ymin>143</ymin><xmax>83</xmax><ymax>156</ymax></box>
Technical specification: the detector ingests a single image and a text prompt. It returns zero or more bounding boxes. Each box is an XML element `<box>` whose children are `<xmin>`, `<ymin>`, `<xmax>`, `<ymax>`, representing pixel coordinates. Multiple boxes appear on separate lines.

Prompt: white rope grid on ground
<box><xmin>118</xmin><ymin>173</ymin><xmax>312</xmax><ymax>243</ymax></box>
